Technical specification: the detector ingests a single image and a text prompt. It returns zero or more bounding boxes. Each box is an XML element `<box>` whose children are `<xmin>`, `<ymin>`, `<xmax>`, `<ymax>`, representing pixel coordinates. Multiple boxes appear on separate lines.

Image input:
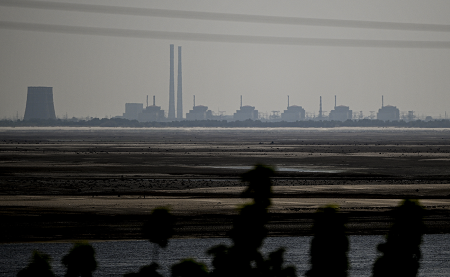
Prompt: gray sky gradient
<box><xmin>1</xmin><ymin>0</ymin><xmax>450</xmax><ymax>119</ymax></box>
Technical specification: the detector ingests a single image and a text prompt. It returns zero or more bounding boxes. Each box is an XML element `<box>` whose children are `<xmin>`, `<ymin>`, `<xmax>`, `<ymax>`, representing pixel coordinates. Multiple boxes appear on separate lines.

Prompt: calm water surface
<box><xmin>1</xmin><ymin>235</ymin><xmax>449</xmax><ymax>276</ymax></box>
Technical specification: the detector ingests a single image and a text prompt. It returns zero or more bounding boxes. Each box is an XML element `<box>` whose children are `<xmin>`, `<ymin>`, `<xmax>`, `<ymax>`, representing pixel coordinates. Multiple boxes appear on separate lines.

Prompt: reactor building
<box><xmin>186</xmin><ymin>96</ymin><xmax>212</xmax><ymax>120</ymax></box>
<box><xmin>328</xmin><ymin>96</ymin><xmax>352</xmax><ymax>121</ymax></box>
<box><xmin>377</xmin><ymin>105</ymin><xmax>400</xmax><ymax>121</ymax></box>
<box><xmin>24</xmin><ymin>87</ymin><xmax>56</xmax><ymax>120</ymax></box>
<box><xmin>281</xmin><ymin>97</ymin><xmax>305</xmax><ymax>121</ymax></box>
<box><xmin>377</xmin><ymin>96</ymin><xmax>399</xmax><ymax>121</ymax></box>
<box><xmin>329</xmin><ymin>105</ymin><xmax>352</xmax><ymax>121</ymax></box>
<box><xmin>186</xmin><ymin>105</ymin><xmax>212</xmax><ymax>120</ymax></box>
<box><xmin>139</xmin><ymin>96</ymin><xmax>165</xmax><ymax>122</ymax></box>
<box><xmin>281</xmin><ymin>105</ymin><xmax>306</xmax><ymax>121</ymax></box>
<box><xmin>234</xmin><ymin>106</ymin><xmax>258</xmax><ymax>121</ymax></box>
<box><xmin>233</xmin><ymin>96</ymin><xmax>258</xmax><ymax>121</ymax></box>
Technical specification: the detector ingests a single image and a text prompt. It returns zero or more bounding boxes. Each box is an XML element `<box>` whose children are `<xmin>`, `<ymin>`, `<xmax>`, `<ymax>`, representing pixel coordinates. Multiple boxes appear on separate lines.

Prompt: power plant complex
<box><xmin>20</xmin><ymin>45</ymin><xmax>429</xmax><ymax>123</ymax></box>
<box><xmin>116</xmin><ymin>44</ymin><xmax>406</xmax><ymax>123</ymax></box>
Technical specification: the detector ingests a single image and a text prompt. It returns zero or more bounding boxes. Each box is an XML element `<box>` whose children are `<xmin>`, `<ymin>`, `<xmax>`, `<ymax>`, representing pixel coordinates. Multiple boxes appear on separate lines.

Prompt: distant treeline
<box><xmin>2</xmin><ymin>118</ymin><xmax>450</xmax><ymax>128</ymax></box>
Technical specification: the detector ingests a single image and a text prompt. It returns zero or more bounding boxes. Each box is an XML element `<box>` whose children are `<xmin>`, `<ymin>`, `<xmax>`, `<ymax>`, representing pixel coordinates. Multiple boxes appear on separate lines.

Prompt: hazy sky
<box><xmin>1</xmin><ymin>0</ymin><xmax>450</xmax><ymax>119</ymax></box>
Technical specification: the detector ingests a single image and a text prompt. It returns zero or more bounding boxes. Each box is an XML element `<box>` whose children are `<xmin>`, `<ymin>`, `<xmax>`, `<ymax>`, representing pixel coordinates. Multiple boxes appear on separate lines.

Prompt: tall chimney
<box><xmin>146</xmin><ymin>95</ymin><xmax>148</xmax><ymax>107</ymax></box>
<box><xmin>319</xmin><ymin>96</ymin><xmax>322</xmax><ymax>118</ymax></box>
<box><xmin>193</xmin><ymin>95</ymin><xmax>195</xmax><ymax>107</ymax></box>
<box><xmin>335</xmin><ymin>95</ymin><xmax>337</xmax><ymax>108</ymax></box>
<box><xmin>153</xmin><ymin>95</ymin><xmax>155</xmax><ymax>106</ymax></box>
<box><xmin>168</xmin><ymin>44</ymin><xmax>175</xmax><ymax>119</ymax></box>
<box><xmin>240</xmin><ymin>95</ymin><xmax>242</xmax><ymax>108</ymax></box>
<box><xmin>177</xmin><ymin>46</ymin><xmax>183</xmax><ymax>119</ymax></box>
<box><xmin>287</xmin><ymin>95</ymin><xmax>290</xmax><ymax>108</ymax></box>
<box><xmin>382</xmin><ymin>95</ymin><xmax>384</xmax><ymax>108</ymax></box>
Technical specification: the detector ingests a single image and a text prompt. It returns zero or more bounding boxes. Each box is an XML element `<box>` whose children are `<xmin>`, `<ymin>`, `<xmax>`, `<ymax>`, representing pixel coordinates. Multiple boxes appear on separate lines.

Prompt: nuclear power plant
<box><xmin>23</xmin><ymin>87</ymin><xmax>56</xmax><ymax>120</ymax></box>
<box><xmin>103</xmin><ymin>44</ymin><xmax>441</xmax><ymax>123</ymax></box>
<box><xmin>16</xmin><ymin>44</ymin><xmax>435</xmax><ymax>123</ymax></box>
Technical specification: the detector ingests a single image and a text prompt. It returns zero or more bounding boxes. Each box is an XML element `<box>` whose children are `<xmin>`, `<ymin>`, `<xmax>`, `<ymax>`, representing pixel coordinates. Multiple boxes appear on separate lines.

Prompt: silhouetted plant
<box><xmin>306</xmin><ymin>205</ymin><xmax>348</xmax><ymax>277</ymax></box>
<box><xmin>143</xmin><ymin>207</ymin><xmax>175</xmax><ymax>263</ymax></box>
<box><xmin>62</xmin><ymin>241</ymin><xmax>97</xmax><ymax>277</ymax></box>
<box><xmin>125</xmin><ymin>207</ymin><xmax>175</xmax><ymax>276</ymax></box>
<box><xmin>123</xmin><ymin>263</ymin><xmax>163</xmax><ymax>277</ymax></box>
<box><xmin>17</xmin><ymin>250</ymin><xmax>55</xmax><ymax>277</ymax></box>
<box><xmin>372</xmin><ymin>199</ymin><xmax>425</xmax><ymax>277</ymax></box>
<box><xmin>208</xmin><ymin>164</ymin><xmax>296</xmax><ymax>277</ymax></box>
<box><xmin>256</xmin><ymin>248</ymin><xmax>296</xmax><ymax>277</ymax></box>
<box><xmin>171</xmin><ymin>258</ymin><xmax>209</xmax><ymax>277</ymax></box>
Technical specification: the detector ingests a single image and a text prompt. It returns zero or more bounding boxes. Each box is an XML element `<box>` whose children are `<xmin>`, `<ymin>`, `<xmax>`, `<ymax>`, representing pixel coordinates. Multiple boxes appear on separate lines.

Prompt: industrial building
<box><xmin>138</xmin><ymin>96</ymin><xmax>165</xmax><ymax>122</ymax></box>
<box><xmin>24</xmin><ymin>87</ymin><xmax>56</xmax><ymax>120</ymax></box>
<box><xmin>279</xmin><ymin>96</ymin><xmax>305</xmax><ymax>121</ymax></box>
<box><xmin>377</xmin><ymin>105</ymin><xmax>400</xmax><ymax>121</ymax></box>
<box><xmin>123</xmin><ymin>103</ymin><xmax>143</xmax><ymax>120</ymax></box>
<box><xmin>186</xmin><ymin>96</ymin><xmax>212</xmax><ymax>120</ymax></box>
<box><xmin>281</xmin><ymin>105</ymin><xmax>305</xmax><ymax>121</ymax></box>
<box><xmin>377</xmin><ymin>96</ymin><xmax>400</xmax><ymax>121</ymax></box>
<box><xmin>186</xmin><ymin>105</ymin><xmax>212</xmax><ymax>120</ymax></box>
<box><xmin>329</xmin><ymin>106</ymin><xmax>352</xmax><ymax>121</ymax></box>
<box><xmin>328</xmin><ymin>96</ymin><xmax>352</xmax><ymax>121</ymax></box>
<box><xmin>233</xmin><ymin>96</ymin><xmax>258</xmax><ymax>121</ymax></box>
<box><xmin>234</xmin><ymin>106</ymin><xmax>258</xmax><ymax>121</ymax></box>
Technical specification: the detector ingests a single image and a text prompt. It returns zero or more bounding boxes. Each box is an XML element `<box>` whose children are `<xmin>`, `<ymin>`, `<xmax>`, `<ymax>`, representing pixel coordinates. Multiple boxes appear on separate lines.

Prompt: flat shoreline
<box><xmin>1</xmin><ymin>128</ymin><xmax>450</xmax><ymax>243</ymax></box>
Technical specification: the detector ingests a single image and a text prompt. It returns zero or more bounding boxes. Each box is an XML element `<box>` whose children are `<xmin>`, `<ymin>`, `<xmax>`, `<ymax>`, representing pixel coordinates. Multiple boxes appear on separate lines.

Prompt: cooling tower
<box><xmin>23</xmin><ymin>87</ymin><xmax>56</xmax><ymax>120</ymax></box>
<box><xmin>168</xmin><ymin>44</ymin><xmax>175</xmax><ymax>119</ymax></box>
<box><xmin>177</xmin><ymin>46</ymin><xmax>183</xmax><ymax>119</ymax></box>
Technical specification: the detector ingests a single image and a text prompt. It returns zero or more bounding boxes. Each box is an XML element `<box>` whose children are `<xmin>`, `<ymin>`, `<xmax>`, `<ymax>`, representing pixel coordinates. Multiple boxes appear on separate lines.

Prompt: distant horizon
<box><xmin>1</xmin><ymin>1</ymin><xmax>450</xmax><ymax>119</ymax></box>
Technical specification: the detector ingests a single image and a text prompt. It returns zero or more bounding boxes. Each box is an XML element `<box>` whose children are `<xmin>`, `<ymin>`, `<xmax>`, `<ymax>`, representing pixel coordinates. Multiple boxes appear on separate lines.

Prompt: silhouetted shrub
<box><xmin>123</xmin><ymin>263</ymin><xmax>163</xmax><ymax>277</ymax></box>
<box><xmin>62</xmin><ymin>241</ymin><xmax>97</xmax><ymax>277</ymax></box>
<box><xmin>143</xmin><ymin>207</ymin><xmax>175</xmax><ymax>263</ymax></box>
<box><xmin>372</xmin><ymin>199</ymin><xmax>425</xmax><ymax>277</ymax></box>
<box><xmin>207</xmin><ymin>164</ymin><xmax>296</xmax><ymax>277</ymax></box>
<box><xmin>171</xmin><ymin>258</ymin><xmax>209</xmax><ymax>277</ymax></box>
<box><xmin>306</xmin><ymin>205</ymin><xmax>348</xmax><ymax>277</ymax></box>
<box><xmin>256</xmin><ymin>248</ymin><xmax>296</xmax><ymax>277</ymax></box>
<box><xmin>125</xmin><ymin>207</ymin><xmax>175</xmax><ymax>276</ymax></box>
<box><xmin>17</xmin><ymin>250</ymin><xmax>55</xmax><ymax>277</ymax></box>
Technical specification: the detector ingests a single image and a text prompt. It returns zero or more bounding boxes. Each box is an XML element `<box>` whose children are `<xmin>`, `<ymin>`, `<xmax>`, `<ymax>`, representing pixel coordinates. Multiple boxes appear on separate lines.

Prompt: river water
<box><xmin>1</xmin><ymin>234</ymin><xmax>449</xmax><ymax>276</ymax></box>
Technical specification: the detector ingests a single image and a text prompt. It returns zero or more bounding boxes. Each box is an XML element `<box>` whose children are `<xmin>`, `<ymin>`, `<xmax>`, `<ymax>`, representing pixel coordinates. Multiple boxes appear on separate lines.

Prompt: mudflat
<box><xmin>1</xmin><ymin>127</ymin><xmax>449</xmax><ymax>243</ymax></box>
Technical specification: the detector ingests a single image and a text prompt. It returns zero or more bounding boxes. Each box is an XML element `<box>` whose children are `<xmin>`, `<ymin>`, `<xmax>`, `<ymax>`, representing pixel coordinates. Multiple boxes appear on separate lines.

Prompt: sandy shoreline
<box><xmin>1</xmin><ymin>128</ymin><xmax>450</xmax><ymax>243</ymax></box>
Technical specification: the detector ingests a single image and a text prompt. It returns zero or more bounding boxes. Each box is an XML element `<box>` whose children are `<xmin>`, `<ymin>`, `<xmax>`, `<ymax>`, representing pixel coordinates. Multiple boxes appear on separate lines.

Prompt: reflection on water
<box><xmin>1</xmin><ymin>234</ymin><xmax>449</xmax><ymax>277</ymax></box>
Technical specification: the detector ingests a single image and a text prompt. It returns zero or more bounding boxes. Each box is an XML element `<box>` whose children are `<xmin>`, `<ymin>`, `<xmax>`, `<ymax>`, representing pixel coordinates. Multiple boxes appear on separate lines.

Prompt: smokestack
<box><xmin>24</xmin><ymin>87</ymin><xmax>56</xmax><ymax>120</ymax></box>
<box><xmin>153</xmin><ymin>95</ymin><xmax>155</xmax><ymax>106</ymax></box>
<box><xmin>177</xmin><ymin>46</ymin><xmax>183</xmax><ymax>119</ymax></box>
<box><xmin>193</xmin><ymin>95</ymin><xmax>195</xmax><ymax>107</ymax></box>
<box><xmin>319</xmin><ymin>96</ymin><xmax>322</xmax><ymax>118</ymax></box>
<box><xmin>382</xmin><ymin>95</ymin><xmax>384</xmax><ymax>108</ymax></box>
<box><xmin>168</xmin><ymin>44</ymin><xmax>175</xmax><ymax>119</ymax></box>
<box><xmin>240</xmin><ymin>95</ymin><xmax>242</xmax><ymax>108</ymax></box>
<box><xmin>146</xmin><ymin>95</ymin><xmax>148</xmax><ymax>107</ymax></box>
<box><xmin>335</xmin><ymin>95</ymin><xmax>336</xmax><ymax>108</ymax></box>
<box><xmin>287</xmin><ymin>95</ymin><xmax>289</xmax><ymax>108</ymax></box>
